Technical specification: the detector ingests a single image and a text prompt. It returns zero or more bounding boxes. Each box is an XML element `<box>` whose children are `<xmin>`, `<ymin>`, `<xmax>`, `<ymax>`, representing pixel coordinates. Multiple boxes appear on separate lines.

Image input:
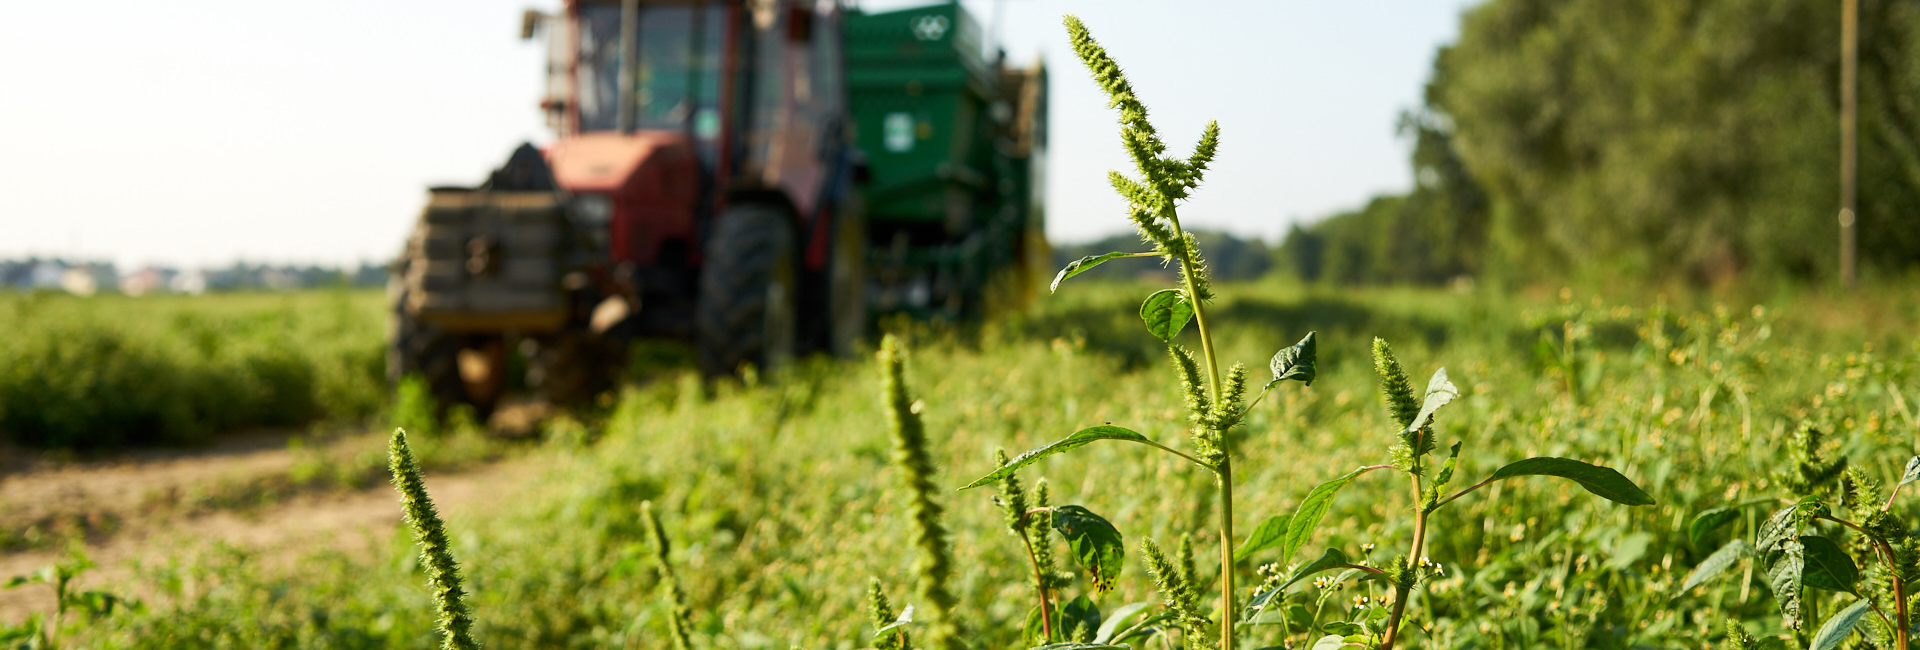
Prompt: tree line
<box><xmin>1282</xmin><ymin>0</ymin><xmax>1920</xmax><ymax>286</ymax></box>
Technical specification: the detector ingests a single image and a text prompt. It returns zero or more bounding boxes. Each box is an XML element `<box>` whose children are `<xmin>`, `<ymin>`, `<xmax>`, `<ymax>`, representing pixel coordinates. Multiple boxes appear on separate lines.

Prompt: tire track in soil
<box><xmin>0</xmin><ymin>433</ymin><xmax>539</xmax><ymax>621</ymax></box>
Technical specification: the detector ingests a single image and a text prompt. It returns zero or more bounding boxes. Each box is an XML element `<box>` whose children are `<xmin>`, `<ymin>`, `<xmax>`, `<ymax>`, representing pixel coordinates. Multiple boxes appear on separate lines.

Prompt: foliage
<box><xmin>0</xmin><ymin>290</ymin><xmax>385</xmax><ymax>449</ymax></box>
<box><xmin>1282</xmin><ymin>0</ymin><xmax>1920</xmax><ymax>286</ymax></box>
<box><xmin>2</xmin><ymin>555</ymin><xmax>134</xmax><ymax>649</ymax></box>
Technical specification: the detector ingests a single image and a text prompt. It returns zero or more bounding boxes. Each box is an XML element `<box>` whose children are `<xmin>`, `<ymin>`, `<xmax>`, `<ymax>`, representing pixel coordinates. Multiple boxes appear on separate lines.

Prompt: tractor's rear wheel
<box><xmin>388</xmin><ymin>279</ymin><xmax>500</xmax><ymax>421</ymax></box>
<box><xmin>697</xmin><ymin>203</ymin><xmax>799</xmax><ymax>378</ymax></box>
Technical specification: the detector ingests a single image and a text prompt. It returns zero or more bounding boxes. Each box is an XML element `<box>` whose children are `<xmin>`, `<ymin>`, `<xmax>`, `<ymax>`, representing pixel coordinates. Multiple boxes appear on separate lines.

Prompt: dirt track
<box><xmin>0</xmin><ymin>431</ymin><xmax>536</xmax><ymax>621</ymax></box>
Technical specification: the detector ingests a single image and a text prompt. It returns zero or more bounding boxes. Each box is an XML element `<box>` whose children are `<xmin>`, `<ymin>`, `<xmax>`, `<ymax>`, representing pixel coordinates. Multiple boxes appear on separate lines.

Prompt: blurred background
<box><xmin>16</xmin><ymin>0</ymin><xmax>1908</xmax><ymax>292</ymax></box>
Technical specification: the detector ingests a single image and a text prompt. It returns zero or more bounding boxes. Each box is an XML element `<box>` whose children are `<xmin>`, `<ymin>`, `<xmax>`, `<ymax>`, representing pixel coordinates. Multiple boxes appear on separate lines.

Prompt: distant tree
<box><xmin>1281</xmin><ymin>0</ymin><xmax>1920</xmax><ymax>287</ymax></box>
<box><xmin>1432</xmin><ymin>0</ymin><xmax>1920</xmax><ymax>283</ymax></box>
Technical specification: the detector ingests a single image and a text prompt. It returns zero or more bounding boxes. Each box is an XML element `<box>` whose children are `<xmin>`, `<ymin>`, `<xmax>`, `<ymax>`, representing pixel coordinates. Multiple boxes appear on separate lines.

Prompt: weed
<box><xmin>2</xmin><ymin>554</ymin><xmax>134</xmax><ymax>649</ymax></box>
<box><xmin>388</xmin><ymin>428</ymin><xmax>479</xmax><ymax>650</ymax></box>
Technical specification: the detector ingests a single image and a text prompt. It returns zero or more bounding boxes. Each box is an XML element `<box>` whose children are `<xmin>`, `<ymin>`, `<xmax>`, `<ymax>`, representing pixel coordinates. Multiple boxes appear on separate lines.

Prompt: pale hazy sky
<box><xmin>0</xmin><ymin>0</ymin><xmax>1478</xmax><ymax>269</ymax></box>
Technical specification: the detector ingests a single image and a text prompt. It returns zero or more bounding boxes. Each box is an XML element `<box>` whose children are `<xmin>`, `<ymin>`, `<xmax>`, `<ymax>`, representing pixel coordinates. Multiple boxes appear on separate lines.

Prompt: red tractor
<box><xmin>390</xmin><ymin>0</ymin><xmax>1045</xmax><ymax>418</ymax></box>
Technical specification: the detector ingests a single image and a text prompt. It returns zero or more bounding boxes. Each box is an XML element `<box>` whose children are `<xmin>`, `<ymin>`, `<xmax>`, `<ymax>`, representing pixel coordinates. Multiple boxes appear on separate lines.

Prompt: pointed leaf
<box><xmin>1283</xmin><ymin>466</ymin><xmax>1371</xmax><ymax>565</ymax></box>
<box><xmin>1233</xmin><ymin>514</ymin><xmax>1292</xmax><ymax>562</ymax></box>
<box><xmin>1431</xmin><ymin>442</ymin><xmax>1462</xmax><ymax>489</ymax></box>
<box><xmin>1681</xmin><ymin>539</ymin><xmax>1754</xmax><ymax>591</ymax></box>
<box><xmin>1486</xmin><ymin>457</ymin><xmax>1655</xmax><ymax>506</ymax></box>
<box><xmin>1051</xmin><ymin>505</ymin><xmax>1126</xmax><ymax>595</ymax></box>
<box><xmin>1267</xmin><ymin>332</ymin><xmax>1318</xmax><ymax>388</ymax></box>
<box><xmin>1809</xmin><ymin>598</ymin><xmax>1873</xmax><ymax>650</ymax></box>
<box><xmin>1242</xmin><ymin>548</ymin><xmax>1357</xmax><ymax>622</ymax></box>
<box><xmin>1903</xmin><ymin>456</ymin><xmax>1920</xmax><ymax>488</ymax></box>
<box><xmin>1757</xmin><ymin>499</ymin><xmax>1826</xmax><ymax>552</ymax></box>
<box><xmin>1052</xmin><ymin>252</ymin><xmax>1147</xmax><ymax>293</ymax></box>
<box><xmin>1405</xmin><ymin>368</ymin><xmax>1459</xmax><ymax>434</ymax></box>
<box><xmin>961</xmin><ymin>426</ymin><xmax>1153</xmax><ymax>490</ymax></box>
<box><xmin>1093</xmin><ymin>602</ymin><xmax>1153</xmax><ymax>644</ymax></box>
<box><xmin>1060</xmin><ymin>594</ymin><xmax>1102</xmax><ymax>642</ymax></box>
<box><xmin>1310</xmin><ymin>634</ymin><xmax>1353</xmax><ymax>650</ymax></box>
<box><xmin>1766</xmin><ymin>537</ymin><xmax>1806</xmax><ymax>630</ymax></box>
<box><xmin>1023</xmin><ymin>605</ymin><xmax>1049</xmax><ymax>648</ymax></box>
<box><xmin>873</xmin><ymin>604</ymin><xmax>916</xmax><ymax>637</ymax></box>
<box><xmin>1276</xmin><ymin>548</ymin><xmax>1355</xmax><ymax>594</ymax></box>
<box><xmin>1139</xmin><ymin>289</ymin><xmax>1193</xmax><ymax>341</ymax></box>
<box><xmin>1800</xmin><ymin>536</ymin><xmax>1860</xmax><ymax>595</ymax></box>
<box><xmin>1689</xmin><ymin>508</ymin><xmax>1743</xmax><ymax>546</ymax></box>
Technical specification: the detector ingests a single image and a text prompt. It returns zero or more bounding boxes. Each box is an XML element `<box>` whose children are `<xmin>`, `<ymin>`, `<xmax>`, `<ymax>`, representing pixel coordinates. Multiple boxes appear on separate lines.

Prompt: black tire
<box><xmin>697</xmin><ymin>203</ymin><xmax>799</xmax><ymax>378</ymax></box>
<box><xmin>388</xmin><ymin>277</ymin><xmax>499</xmax><ymax>421</ymax></box>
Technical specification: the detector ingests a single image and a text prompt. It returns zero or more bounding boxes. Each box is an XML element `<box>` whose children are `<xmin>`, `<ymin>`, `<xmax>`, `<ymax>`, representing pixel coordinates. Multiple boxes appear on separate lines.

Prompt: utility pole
<box><xmin>1839</xmin><ymin>0</ymin><xmax>1859</xmax><ymax>288</ymax></box>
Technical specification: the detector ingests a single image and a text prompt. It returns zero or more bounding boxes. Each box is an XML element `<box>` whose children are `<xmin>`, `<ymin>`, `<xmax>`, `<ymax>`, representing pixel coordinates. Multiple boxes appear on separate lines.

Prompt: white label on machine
<box><xmin>883</xmin><ymin>112</ymin><xmax>915</xmax><ymax>153</ymax></box>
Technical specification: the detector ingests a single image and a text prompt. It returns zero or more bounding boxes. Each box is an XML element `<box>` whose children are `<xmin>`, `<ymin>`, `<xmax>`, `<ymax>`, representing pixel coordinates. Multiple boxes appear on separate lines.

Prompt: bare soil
<box><xmin>0</xmin><ymin>428</ymin><xmax>539</xmax><ymax>621</ymax></box>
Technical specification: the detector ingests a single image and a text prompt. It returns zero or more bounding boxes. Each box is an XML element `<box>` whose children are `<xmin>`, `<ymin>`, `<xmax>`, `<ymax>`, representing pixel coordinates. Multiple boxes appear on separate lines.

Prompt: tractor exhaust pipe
<box><xmin>616</xmin><ymin>0</ymin><xmax>639</xmax><ymax>134</ymax></box>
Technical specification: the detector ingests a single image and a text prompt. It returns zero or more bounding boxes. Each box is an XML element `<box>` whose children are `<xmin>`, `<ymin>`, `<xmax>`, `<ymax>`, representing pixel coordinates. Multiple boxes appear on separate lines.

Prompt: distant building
<box><xmin>120</xmin><ymin>267</ymin><xmax>178</xmax><ymax>296</ymax></box>
<box><xmin>170</xmin><ymin>270</ymin><xmax>208</xmax><ymax>295</ymax></box>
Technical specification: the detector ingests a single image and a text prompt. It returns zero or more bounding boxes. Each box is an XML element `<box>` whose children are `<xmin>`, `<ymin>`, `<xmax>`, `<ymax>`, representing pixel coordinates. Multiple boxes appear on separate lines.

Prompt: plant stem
<box><xmin>1218</xmin><ymin>465</ymin><xmax>1236</xmax><ymax>650</ymax></box>
<box><xmin>1433</xmin><ymin>475</ymin><xmax>1502</xmax><ymax>510</ymax></box>
<box><xmin>1165</xmin><ymin>212</ymin><xmax>1231</xmax><ymax>650</ymax></box>
<box><xmin>1127</xmin><ymin>437</ymin><xmax>1214</xmax><ymax>472</ymax></box>
<box><xmin>1380</xmin><ymin>472</ymin><xmax>1430</xmax><ymax>650</ymax></box>
<box><xmin>1021</xmin><ymin>532</ymin><xmax>1055</xmax><ymax>642</ymax></box>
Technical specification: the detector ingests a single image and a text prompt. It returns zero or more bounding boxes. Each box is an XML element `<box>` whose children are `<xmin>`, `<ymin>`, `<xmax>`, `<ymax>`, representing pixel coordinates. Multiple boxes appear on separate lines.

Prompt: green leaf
<box><xmin>1681</xmin><ymin>539</ymin><xmax>1754</xmax><ymax>591</ymax></box>
<box><xmin>1766</xmin><ymin>537</ymin><xmax>1806</xmax><ymax>630</ymax></box>
<box><xmin>1093</xmin><ymin>601</ymin><xmax>1153</xmax><ymax>644</ymax></box>
<box><xmin>1486</xmin><ymin>457</ymin><xmax>1655</xmax><ymax>506</ymax></box>
<box><xmin>1061</xmin><ymin>595</ymin><xmax>1102</xmax><ymax>642</ymax></box>
<box><xmin>1431</xmin><ymin>442</ymin><xmax>1462</xmax><ymax>489</ymax></box>
<box><xmin>1902</xmin><ymin>456</ymin><xmax>1920</xmax><ymax>488</ymax></box>
<box><xmin>1309</xmin><ymin>635</ymin><xmax>1351</xmax><ymax>650</ymax></box>
<box><xmin>1758</xmin><ymin>499</ymin><xmax>1826</xmax><ymax>552</ymax></box>
<box><xmin>1283</xmin><ymin>466</ymin><xmax>1371</xmax><ymax>565</ymax></box>
<box><xmin>1242</xmin><ymin>549</ymin><xmax>1356</xmax><ymax>623</ymax></box>
<box><xmin>1139</xmin><ymin>289</ymin><xmax>1193</xmax><ymax>341</ymax></box>
<box><xmin>1689</xmin><ymin>508</ymin><xmax>1743</xmax><ymax>546</ymax></box>
<box><xmin>961</xmin><ymin>426</ymin><xmax>1152</xmax><ymax>490</ymax></box>
<box><xmin>1023</xmin><ymin>605</ymin><xmax>1048</xmax><ymax>648</ymax></box>
<box><xmin>1233</xmin><ymin>514</ymin><xmax>1292</xmax><ymax>562</ymax></box>
<box><xmin>1405</xmin><ymin>368</ymin><xmax>1459</xmax><ymax>434</ymax></box>
<box><xmin>1320</xmin><ymin>622</ymin><xmax>1364</xmax><ymax>637</ymax></box>
<box><xmin>1800</xmin><ymin>536</ymin><xmax>1860</xmax><ymax>595</ymax></box>
<box><xmin>873</xmin><ymin>604</ymin><xmax>915</xmax><ymax>637</ymax></box>
<box><xmin>1029</xmin><ymin>644</ymin><xmax>1132</xmax><ymax>650</ymax></box>
<box><xmin>1809</xmin><ymin>598</ymin><xmax>1873</xmax><ymax>650</ymax></box>
<box><xmin>1277</xmin><ymin>548</ymin><xmax>1354</xmax><ymax>594</ymax></box>
<box><xmin>1051</xmin><ymin>252</ymin><xmax>1147</xmax><ymax>293</ymax></box>
<box><xmin>1051</xmin><ymin>505</ymin><xmax>1126</xmax><ymax>595</ymax></box>
<box><xmin>1267</xmin><ymin>332</ymin><xmax>1318</xmax><ymax>388</ymax></box>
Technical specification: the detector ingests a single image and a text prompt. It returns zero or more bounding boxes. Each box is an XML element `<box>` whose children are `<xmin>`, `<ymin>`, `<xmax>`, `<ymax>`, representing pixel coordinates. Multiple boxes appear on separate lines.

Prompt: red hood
<box><xmin>545</xmin><ymin>131</ymin><xmax>695</xmax><ymax>194</ymax></box>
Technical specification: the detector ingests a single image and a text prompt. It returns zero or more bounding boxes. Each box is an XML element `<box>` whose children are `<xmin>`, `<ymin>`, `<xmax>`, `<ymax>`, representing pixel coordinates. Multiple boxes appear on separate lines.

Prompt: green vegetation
<box><xmin>0</xmin><ymin>290</ymin><xmax>385</xmax><ymax>449</ymax></box>
<box><xmin>10</xmin><ymin>10</ymin><xmax>1920</xmax><ymax>650</ymax></box>
<box><xmin>1283</xmin><ymin>0</ymin><xmax>1920</xmax><ymax>286</ymax></box>
<box><xmin>12</xmin><ymin>278</ymin><xmax>1910</xmax><ymax>649</ymax></box>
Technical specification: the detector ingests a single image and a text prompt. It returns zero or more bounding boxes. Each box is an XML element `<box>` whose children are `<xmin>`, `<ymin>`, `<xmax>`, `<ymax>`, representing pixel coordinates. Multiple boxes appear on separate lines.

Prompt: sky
<box><xmin>0</xmin><ymin>0</ymin><xmax>1479</xmax><ymax>269</ymax></box>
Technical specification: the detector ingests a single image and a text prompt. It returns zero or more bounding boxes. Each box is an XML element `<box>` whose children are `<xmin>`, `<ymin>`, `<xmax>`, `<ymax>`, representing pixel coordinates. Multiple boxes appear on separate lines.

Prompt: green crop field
<box><xmin>0</xmin><ymin>289</ymin><xmax>388</xmax><ymax>450</ymax></box>
<box><xmin>5</xmin><ymin>276</ymin><xmax>1917</xmax><ymax>649</ymax></box>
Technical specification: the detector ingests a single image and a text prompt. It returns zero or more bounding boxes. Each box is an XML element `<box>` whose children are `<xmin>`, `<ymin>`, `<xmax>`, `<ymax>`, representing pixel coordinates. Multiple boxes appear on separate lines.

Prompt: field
<box><xmin>0</xmin><ymin>289</ymin><xmax>388</xmax><ymax>450</ymax></box>
<box><xmin>3</xmin><ymin>278</ymin><xmax>1916</xmax><ymax>649</ymax></box>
